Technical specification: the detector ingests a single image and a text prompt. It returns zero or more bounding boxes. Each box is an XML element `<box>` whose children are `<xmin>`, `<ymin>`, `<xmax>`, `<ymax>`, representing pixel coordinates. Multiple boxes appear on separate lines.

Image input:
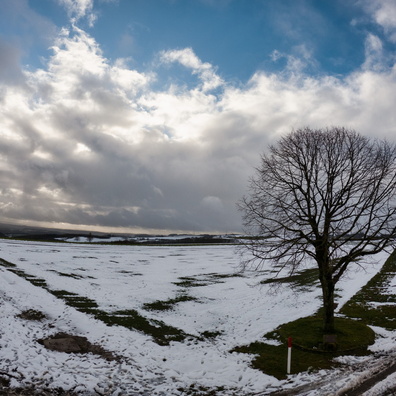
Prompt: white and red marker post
<box><xmin>287</xmin><ymin>337</ymin><xmax>292</xmax><ymax>374</ymax></box>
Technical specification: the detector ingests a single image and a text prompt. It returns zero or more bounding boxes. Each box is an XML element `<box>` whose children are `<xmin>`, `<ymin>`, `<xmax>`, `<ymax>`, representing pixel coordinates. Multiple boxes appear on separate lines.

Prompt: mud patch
<box><xmin>38</xmin><ymin>333</ymin><xmax>117</xmax><ymax>361</ymax></box>
<box><xmin>16</xmin><ymin>309</ymin><xmax>47</xmax><ymax>321</ymax></box>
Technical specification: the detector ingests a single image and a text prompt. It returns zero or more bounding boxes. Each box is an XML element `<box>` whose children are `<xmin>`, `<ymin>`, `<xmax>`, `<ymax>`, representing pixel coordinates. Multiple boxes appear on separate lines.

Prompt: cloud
<box><xmin>1</xmin><ymin>18</ymin><xmax>396</xmax><ymax>233</ymax></box>
<box><xmin>58</xmin><ymin>0</ymin><xmax>96</xmax><ymax>26</ymax></box>
<box><xmin>160</xmin><ymin>48</ymin><xmax>224</xmax><ymax>92</ymax></box>
<box><xmin>362</xmin><ymin>33</ymin><xmax>386</xmax><ymax>71</ymax></box>
<box><xmin>270</xmin><ymin>44</ymin><xmax>319</xmax><ymax>76</ymax></box>
<box><xmin>360</xmin><ymin>0</ymin><xmax>396</xmax><ymax>42</ymax></box>
<box><xmin>0</xmin><ymin>39</ymin><xmax>24</xmax><ymax>84</ymax></box>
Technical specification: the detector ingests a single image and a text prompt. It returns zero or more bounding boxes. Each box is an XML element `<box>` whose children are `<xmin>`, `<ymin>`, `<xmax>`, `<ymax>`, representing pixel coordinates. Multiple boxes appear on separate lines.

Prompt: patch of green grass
<box><xmin>117</xmin><ymin>270</ymin><xmax>143</xmax><ymax>276</ymax></box>
<box><xmin>0</xmin><ymin>258</ymin><xmax>17</xmax><ymax>268</ymax></box>
<box><xmin>93</xmin><ymin>309</ymin><xmax>189</xmax><ymax>345</ymax></box>
<box><xmin>50</xmin><ymin>270</ymin><xmax>96</xmax><ymax>279</ymax></box>
<box><xmin>261</xmin><ymin>267</ymin><xmax>320</xmax><ymax>291</ymax></box>
<box><xmin>205</xmin><ymin>272</ymin><xmax>243</xmax><ymax>280</ymax></box>
<box><xmin>173</xmin><ymin>276</ymin><xmax>211</xmax><ymax>288</ymax></box>
<box><xmin>275</xmin><ymin>316</ymin><xmax>375</xmax><ymax>352</ymax></box>
<box><xmin>0</xmin><ymin>259</ymin><xmax>190</xmax><ymax>346</ymax></box>
<box><xmin>28</xmin><ymin>278</ymin><xmax>48</xmax><ymax>287</ymax></box>
<box><xmin>234</xmin><ymin>341</ymin><xmax>338</xmax><ymax>380</ymax></box>
<box><xmin>49</xmin><ymin>290</ymin><xmax>191</xmax><ymax>345</ymax></box>
<box><xmin>173</xmin><ymin>272</ymin><xmax>242</xmax><ymax>288</ymax></box>
<box><xmin>50</xmin><ymin>289</ymin><xmax>79</xmax><ymax>297</ymax></box>
<box><xmin>55</xmin><ymin>271</ymin><xmax>85</xmax><ymax>279</ymax></box>
<box><xmin>200</xmin><ymin>330</ymin><xmax>223</xmax><ymax>339</ymax></box>
<box><xmin>0</xmin><ymin>260</ymin><xmax>51</xmax><ymax>288</ymax></box>
<box><xmin>5</xmin><ymin>267</ymin><xmax>49</xmax><ymax>288</ymax></box>
<box><xmin>234</xmin><ymin>251</ymin><xmax>394</xmax><ymax>381</ymax></box>
<box><xmin>49</xmin><ymin>291</ymin><xmax>191</xmax><ymax>345</ymax></box>
<box><xmin>233</xmin><ymin>316</ymin><xmax>374</xmax><ymax>379</ymax></box>
<box><xmin>45</xmin><ymin>289</ymin><xmax>100</xmax><ymax>311</ymax></box>
<box><xmin>143</xmin><ymin>295</ymin><xmax>198</xmax><ymax>311</ymax></box>
<box><xmin>340</xmin><ymin>250</ymin><xmax>396</xmax><ymax>330</ymax></box>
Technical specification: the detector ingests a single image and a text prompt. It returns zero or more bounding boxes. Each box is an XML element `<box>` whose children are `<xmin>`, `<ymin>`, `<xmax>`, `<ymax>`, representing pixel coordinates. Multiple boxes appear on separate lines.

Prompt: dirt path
<box><xmin>264</xmin><ymin>350</ymin><xmax>396</xmax><ymax>396</ymax></box>
<box><xmin>338</xmin><ymin>359</ymin><xmax>396</xmax><ymax>396</ymax></box>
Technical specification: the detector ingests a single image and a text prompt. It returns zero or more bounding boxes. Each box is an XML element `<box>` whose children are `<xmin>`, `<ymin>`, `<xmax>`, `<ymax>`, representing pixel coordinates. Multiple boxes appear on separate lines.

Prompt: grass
<box><xmin>2</xmin><ymin>246</ymin><xmax>395</xmax><ymax>376</ymax></box>
<box><xmin>0</xmin><ymin>260</ymin><xmax>190</xmax><ymax>346</ymax></box>
<box><xmin>93</xmin><ymin>309</ymin><xmax>190</xmax><ymax>345</ymax></box>
<box><xmin>52</xmin><ymin>291</ymin><xmax>192</xmax><ymax>345</ymax></box>
<box><xmin>261</xmin><ymin>267</ymin><xmax>320</xmax><ymax>291</ymax></box>
<box><xmin>233</xmin><ymin>316</ymin><xmax>375</xmax><ymax>379</ymax></box>
<box><xmin>173</xmin><ymin>277</ymin><xmax>209</xmax><ymax>288</ymax></box>
<box><xmin>143</xmin><ymin>294</ymin><xmax>198</xmax><ymax>311</ymax></box>
<box><xmin>0</xmin><ymin>258</ymin><xmax>239</xmax><ymax>347</ymax></box>
<box><xmin>340</xmin><ymin>249</ymin><xmax>396</xmax><ymax>330</ymax></box>
<box><xmin>173</xmin><ymin>272</ymin><xmax>243</xmax><ymax>288</ymax></box>
<box><xmin>51</xmin><ymin>271</ymin><xmax>85</xmax><ymax>279</ymax></box>
<box><xmin>47</xmin><ymin>288</ymin><xmax>190</xmax><ymax>345</ymax></box>
<box><xmin>234</xmin><ymin>341</ymin><xmax>338</xmax><ymax>380</ymax></box>
<box><xmin>0</xmin><ymin>258</ymin><xmax>17</xmax><ymax>268</ymax></box>
<box><xmin>234</xmin><ymin>251</ymin><xmax>396</xmax><ymax>379</ymax></box>
<box><xmin>269</xmin><ymin>316</ymin><xmax>375</xmax><ymax>352</ymax></box>
<box><xmin>50</xmin><ymin>289</ymin><xmax>192</xmax><ymax>345</ymax></box>
<box><xmin>200</xmin><ymin>330</ymin><xmax>223</xmax><ymax>339</ymax></box>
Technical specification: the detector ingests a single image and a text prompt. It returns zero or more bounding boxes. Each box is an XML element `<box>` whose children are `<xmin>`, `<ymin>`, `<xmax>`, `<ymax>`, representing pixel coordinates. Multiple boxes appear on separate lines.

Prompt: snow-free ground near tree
<box><xmin>0</xmin><ymin>239</ymin><xmax>395</xmax><ymax>395</ymax></box>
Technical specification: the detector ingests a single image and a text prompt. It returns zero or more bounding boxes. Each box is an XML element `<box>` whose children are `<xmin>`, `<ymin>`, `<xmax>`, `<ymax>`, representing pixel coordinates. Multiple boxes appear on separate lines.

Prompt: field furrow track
<box><xmin>264</xmin><ymin>348</ymin><xmax>396</xmax><ymax>395</ymax></box>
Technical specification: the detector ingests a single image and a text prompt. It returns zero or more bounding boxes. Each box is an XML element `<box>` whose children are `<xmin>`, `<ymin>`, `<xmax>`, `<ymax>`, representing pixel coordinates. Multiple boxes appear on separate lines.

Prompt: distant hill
<box><xmin>0</xmin><ymin>222</ymin><xmax>125</xmax><ymax>240</ymax></box>
<box><xmin>0</xmin><ymin>223</ymin><xmax>239</xmax><ymax>244</ymax></box>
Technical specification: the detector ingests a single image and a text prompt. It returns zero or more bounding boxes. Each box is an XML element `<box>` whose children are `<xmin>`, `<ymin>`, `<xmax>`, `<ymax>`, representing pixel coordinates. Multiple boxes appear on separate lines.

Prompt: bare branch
<box><xmin>238</xmin><ymin>126</ymin><xmax>396</xmax><ymax>332</ymax></box>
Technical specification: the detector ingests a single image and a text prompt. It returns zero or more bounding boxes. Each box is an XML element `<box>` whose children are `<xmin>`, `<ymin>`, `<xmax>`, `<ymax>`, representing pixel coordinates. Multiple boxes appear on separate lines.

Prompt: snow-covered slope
<box><xmin>0</xmin><ymin>239</ymin><xmax>394</xmax><ymax>395</ymax></box>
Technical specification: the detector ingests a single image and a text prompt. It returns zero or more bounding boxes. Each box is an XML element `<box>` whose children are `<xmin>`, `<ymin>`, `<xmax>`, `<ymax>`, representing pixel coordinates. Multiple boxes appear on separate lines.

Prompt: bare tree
<box><xmin>238</xmin><ymin>127</ymin><xmax>396</xmax><ymax>333</ymax></box>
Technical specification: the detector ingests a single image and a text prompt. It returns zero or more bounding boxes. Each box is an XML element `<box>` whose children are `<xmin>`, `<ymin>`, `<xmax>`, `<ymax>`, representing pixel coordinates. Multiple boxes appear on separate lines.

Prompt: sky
<box><xmin>1</xmin><ymin>0</ymin><xmax>396</xmax><ymax>235</ymax></box>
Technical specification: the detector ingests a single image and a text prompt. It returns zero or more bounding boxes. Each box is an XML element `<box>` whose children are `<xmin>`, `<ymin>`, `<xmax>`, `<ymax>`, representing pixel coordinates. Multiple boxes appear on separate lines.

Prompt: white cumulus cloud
<box><xmin>360</xmin><ymin>0</ymin><xmax>396</xmax><ymax>42</ymax></box>
<box><xmin>160</xmin><ymin>48</ymin><xmax>224</xmax><ymax>92</ymax></box>
<box><xmin>58</xmin><ymin>0</ymin><xmax>96</xmax><ymax>26</ymax></box>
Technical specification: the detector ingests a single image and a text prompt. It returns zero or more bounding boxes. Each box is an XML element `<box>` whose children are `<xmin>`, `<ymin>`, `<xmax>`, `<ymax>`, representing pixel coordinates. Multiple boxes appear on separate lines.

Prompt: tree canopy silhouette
<box><xmin>239</xmin><ymin>127</ymin><xmax>396</xmax><ymax>333</ymax></box>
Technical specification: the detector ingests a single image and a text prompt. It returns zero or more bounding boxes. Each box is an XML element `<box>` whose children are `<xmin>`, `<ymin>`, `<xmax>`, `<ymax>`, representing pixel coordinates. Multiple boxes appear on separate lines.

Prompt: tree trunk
<box><xmin>321</xmin><ymin>276</ymin><xmax>335</xmax><ymax>333</ymax></box>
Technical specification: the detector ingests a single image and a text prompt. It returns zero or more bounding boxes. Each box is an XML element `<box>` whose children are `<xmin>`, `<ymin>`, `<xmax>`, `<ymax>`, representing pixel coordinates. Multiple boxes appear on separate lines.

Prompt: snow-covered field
<box><xmin>0</xmin><ymin>239</ymin><xmax>395</xmax><ymax>395</ymax></box>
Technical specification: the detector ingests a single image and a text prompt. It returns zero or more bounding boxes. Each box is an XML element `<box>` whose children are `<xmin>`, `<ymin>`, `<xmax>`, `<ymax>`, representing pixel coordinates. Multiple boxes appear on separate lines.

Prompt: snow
<box><xmin>364</xmin><ymin>371</ymin><xmax>396</xmax><ymax>396</ymax></box>
<box><xmin>0</xmin><ymin>239</ymin><xmax>395</xmax><ymax>395</ymax></box>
